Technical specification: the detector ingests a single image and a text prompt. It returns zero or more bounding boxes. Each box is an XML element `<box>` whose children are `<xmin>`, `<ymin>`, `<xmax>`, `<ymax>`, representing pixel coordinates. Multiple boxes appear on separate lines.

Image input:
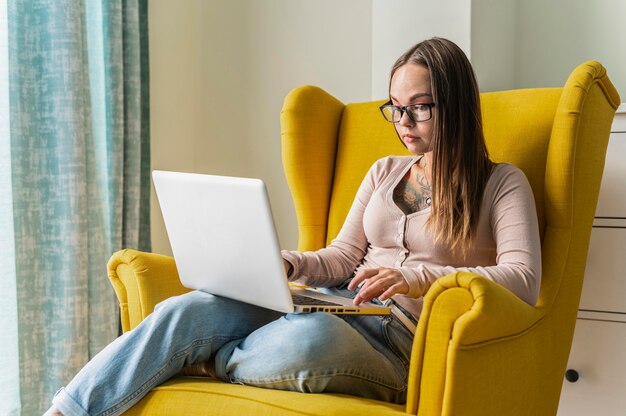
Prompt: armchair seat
<box><xmin>108</xmin><ymin>61</ymin><xmax>620</xmax><ymax>415</ymax></box>
<box><xmin>122</xmin><ymin>377</ymin><xmax>404</xmax><ymax>415</ymax></box>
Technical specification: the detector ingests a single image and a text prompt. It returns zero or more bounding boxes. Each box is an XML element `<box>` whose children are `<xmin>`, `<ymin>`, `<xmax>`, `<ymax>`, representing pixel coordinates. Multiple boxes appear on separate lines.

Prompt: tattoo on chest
<box><xmin>393</xmin><ymin>174</ymin><xmax>432</xmax><ymax>215</ymax></box>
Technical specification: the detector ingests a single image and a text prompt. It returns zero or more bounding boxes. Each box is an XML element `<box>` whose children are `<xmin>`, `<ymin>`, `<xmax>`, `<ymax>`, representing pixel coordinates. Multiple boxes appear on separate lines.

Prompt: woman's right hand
<box><xmin>348</xmin><ymin>267</ymin><xmax>409</xmax><ymax>305</ymax></box>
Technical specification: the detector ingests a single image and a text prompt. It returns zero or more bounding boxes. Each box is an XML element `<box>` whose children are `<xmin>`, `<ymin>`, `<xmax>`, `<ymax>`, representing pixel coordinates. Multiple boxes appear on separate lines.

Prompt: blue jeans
<box><xmin>52</xmin><ymin>290</ymin><xmax>414</xmax><ymax>415</ymax></box>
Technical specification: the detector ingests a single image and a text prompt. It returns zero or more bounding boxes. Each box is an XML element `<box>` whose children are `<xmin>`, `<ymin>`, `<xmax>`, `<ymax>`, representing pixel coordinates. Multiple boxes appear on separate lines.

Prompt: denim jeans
<box><xmin>52</xmin><ymin>289</ymin><xmax>414</xmax><ymax>416</ymax></box>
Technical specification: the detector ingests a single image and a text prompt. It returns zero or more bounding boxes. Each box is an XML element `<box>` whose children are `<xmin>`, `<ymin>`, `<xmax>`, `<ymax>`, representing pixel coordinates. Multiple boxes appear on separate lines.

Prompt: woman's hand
<box><xmin>348</xmin><ymin>268</ymin><xmax>409</xmax><ymax>305</ymax></box>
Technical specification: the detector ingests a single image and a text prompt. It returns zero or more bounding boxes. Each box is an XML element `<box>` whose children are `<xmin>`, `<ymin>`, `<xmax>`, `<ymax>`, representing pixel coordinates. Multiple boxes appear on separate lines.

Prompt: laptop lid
<box><xmin>152</xmin><ymin>170</ymin><xmax>296</xmax><ymax>313</ymax></box>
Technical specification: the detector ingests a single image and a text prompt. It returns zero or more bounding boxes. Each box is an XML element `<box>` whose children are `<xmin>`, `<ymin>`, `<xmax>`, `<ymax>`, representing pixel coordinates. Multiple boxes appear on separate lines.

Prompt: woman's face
<box><xmin>389</xmin><ymin>63</ymin><xmax>435</xmax><ymax>155</ymax></box>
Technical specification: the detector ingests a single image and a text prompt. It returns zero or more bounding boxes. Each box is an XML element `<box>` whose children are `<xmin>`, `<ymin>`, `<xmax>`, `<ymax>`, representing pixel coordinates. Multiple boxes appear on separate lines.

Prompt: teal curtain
<box><xmin>0</xmin><ymin>1</ymin><xmax>150</xmax><ymax>414</ymax></box>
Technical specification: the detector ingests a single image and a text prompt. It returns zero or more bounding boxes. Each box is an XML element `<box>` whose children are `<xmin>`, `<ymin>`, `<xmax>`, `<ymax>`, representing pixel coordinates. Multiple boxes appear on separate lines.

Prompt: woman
<box><xmin>46</xmin><ymin>37</ymin><xmax>541</xmax><ymax>415</ymax></box>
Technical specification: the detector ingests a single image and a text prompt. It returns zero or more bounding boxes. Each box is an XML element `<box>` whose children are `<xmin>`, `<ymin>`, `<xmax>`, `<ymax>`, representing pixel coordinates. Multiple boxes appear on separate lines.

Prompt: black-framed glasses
<box><xmin>379</xmin><ymin>101</ymin><xmax>436</xmax><ymax>123</ymax></box>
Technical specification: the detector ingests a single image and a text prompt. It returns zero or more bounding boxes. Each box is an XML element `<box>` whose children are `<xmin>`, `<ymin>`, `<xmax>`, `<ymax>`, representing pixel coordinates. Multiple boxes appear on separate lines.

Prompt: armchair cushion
<box><xmin>123</xmin><ymin>378</ymin><xmax>404</xmax><ymax>416</ymax></box>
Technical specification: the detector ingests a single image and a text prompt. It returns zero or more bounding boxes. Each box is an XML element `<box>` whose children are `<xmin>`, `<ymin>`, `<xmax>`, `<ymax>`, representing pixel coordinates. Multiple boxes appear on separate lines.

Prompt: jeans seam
<box><xmin>231</xmin><ymin>367</ymin><xmax>406</xmax><ymax>392</ymax></box>
<box><xmin>381</xmin><ymin>317</ymin><xmax>411</xmax><ymax>377</ymax></box>
<box><xmin>99</xmin><ymin>335</ymin><xmax>236</xmax><ymax>416</ymax></box>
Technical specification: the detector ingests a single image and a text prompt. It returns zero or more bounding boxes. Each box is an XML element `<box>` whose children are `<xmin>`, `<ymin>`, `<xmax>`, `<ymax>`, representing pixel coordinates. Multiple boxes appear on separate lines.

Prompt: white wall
<box><xmin>470</xmin><ymin>0</ymin><xmax>518</xmax><ymax>92</ymax></box>
<box><xmin>371</xmin><ymin>0</ymin><xmax>472</xmax><ymax>100</ymax></box>
<box><xmin>471</xmin><ymin>0</ymin><xmax>626</xmax><ymax>96</ymax></box>
<box><xmin>149</xmin><ymin>0</ymin><xmax>372</xmax><ymax>254</ymax></box>
<box><xmin>515</xmin><ymin>0</ymin><xmax>626</xmax><ymax>96</ymax></box>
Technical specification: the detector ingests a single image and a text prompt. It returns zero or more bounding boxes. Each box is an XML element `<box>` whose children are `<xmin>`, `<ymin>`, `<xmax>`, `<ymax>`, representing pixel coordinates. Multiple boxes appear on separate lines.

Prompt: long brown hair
<box><xmin>390</xmin><ymin>38</ymin><xmax>493</xmax><ymax>255</ymax></box>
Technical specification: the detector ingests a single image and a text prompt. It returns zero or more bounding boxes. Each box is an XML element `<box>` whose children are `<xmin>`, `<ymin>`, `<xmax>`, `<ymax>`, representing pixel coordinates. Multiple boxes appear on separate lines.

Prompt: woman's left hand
<box><xmin>348</xmin><ymin>268</ymin><xmax>409</xmax><ymax>305</ymax></box>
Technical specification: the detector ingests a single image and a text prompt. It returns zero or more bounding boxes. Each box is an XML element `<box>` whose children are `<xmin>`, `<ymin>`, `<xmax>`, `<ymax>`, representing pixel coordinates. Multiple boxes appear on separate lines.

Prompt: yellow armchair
<box><xmin>108</xmin><ymin>61</ymin><xmax>620</xmax><ymax>415</ymax></box>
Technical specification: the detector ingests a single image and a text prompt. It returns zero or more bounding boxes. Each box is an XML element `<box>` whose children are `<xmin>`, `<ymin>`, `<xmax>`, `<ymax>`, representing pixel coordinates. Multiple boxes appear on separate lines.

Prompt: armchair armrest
<box><xmin>406</xmin><ymin>272</ymin><xmax>544</xmax><ymax>415</ymax></box>
<box><xmin>107</xmin><ymin>249</ymin><xmax>191</xmax><ymax>332</ymax></box>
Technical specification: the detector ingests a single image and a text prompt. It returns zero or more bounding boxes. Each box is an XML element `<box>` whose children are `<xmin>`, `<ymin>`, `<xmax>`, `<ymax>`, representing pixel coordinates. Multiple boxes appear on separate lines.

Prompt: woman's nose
<box><xmin>398</xmin><ymin>110</ymin><xmax>414</xmax><ymax>127</ymax></box>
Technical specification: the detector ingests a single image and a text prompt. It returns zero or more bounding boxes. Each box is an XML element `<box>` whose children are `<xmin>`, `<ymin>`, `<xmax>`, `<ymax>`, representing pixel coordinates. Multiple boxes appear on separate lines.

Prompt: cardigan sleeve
<box><xmin>281</xmin><ymin>159</ymin><xmax>387</xmax><ymax>288</ymax></box>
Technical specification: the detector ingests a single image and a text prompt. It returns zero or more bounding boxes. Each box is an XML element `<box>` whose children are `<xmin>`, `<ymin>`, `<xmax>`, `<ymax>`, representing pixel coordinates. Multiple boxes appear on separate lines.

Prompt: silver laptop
<box><xmin>152</xmin><ymin>170</ymin><xmax>390</xmax><ymax>316</ymax></box>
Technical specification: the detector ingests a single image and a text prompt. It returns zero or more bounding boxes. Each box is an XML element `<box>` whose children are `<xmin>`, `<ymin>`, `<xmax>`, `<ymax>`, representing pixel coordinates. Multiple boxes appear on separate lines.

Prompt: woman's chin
<box><xmin>405</xmin><ymin>142</ymin><xmax>428</xmax><ymax>155</ymax></box>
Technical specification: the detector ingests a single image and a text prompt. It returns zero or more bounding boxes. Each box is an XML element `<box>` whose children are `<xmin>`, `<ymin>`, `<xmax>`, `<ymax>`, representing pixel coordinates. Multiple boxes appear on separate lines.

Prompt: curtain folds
<box><xmin>0</xmin><ymin>1</ymin><xmax>150</xmax><ymax>414</ymax></box>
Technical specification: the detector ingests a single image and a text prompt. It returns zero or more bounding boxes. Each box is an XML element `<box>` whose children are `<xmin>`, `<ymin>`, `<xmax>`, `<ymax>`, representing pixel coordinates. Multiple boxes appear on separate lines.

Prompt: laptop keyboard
<box><xmin>291</xmin><ymin>294</ymin><xmax>342</xmax><ymax>306</ymax></box>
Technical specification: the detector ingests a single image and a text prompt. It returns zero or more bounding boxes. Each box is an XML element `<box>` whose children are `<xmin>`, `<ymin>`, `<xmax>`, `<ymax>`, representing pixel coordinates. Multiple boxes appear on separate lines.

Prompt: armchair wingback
<box><xmin>108</xmin><ymin>61</ymin><xmax>619</xmax><ymax>415</ymax></box>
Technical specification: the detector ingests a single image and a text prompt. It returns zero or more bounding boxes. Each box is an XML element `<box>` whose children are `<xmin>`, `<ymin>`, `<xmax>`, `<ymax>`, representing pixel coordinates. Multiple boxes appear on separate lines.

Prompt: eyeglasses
<box><xmin>379</xmin><ymin>101</ymin><xmax>436</xmax><ymax>123</ymax></box>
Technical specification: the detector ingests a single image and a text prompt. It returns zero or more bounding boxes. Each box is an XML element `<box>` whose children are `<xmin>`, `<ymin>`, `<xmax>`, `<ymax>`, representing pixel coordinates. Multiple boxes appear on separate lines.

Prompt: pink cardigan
<box><xmin>282</xmin><ymin>156</ymin><xmax>542</xmax><ymax>319</ymax></box>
